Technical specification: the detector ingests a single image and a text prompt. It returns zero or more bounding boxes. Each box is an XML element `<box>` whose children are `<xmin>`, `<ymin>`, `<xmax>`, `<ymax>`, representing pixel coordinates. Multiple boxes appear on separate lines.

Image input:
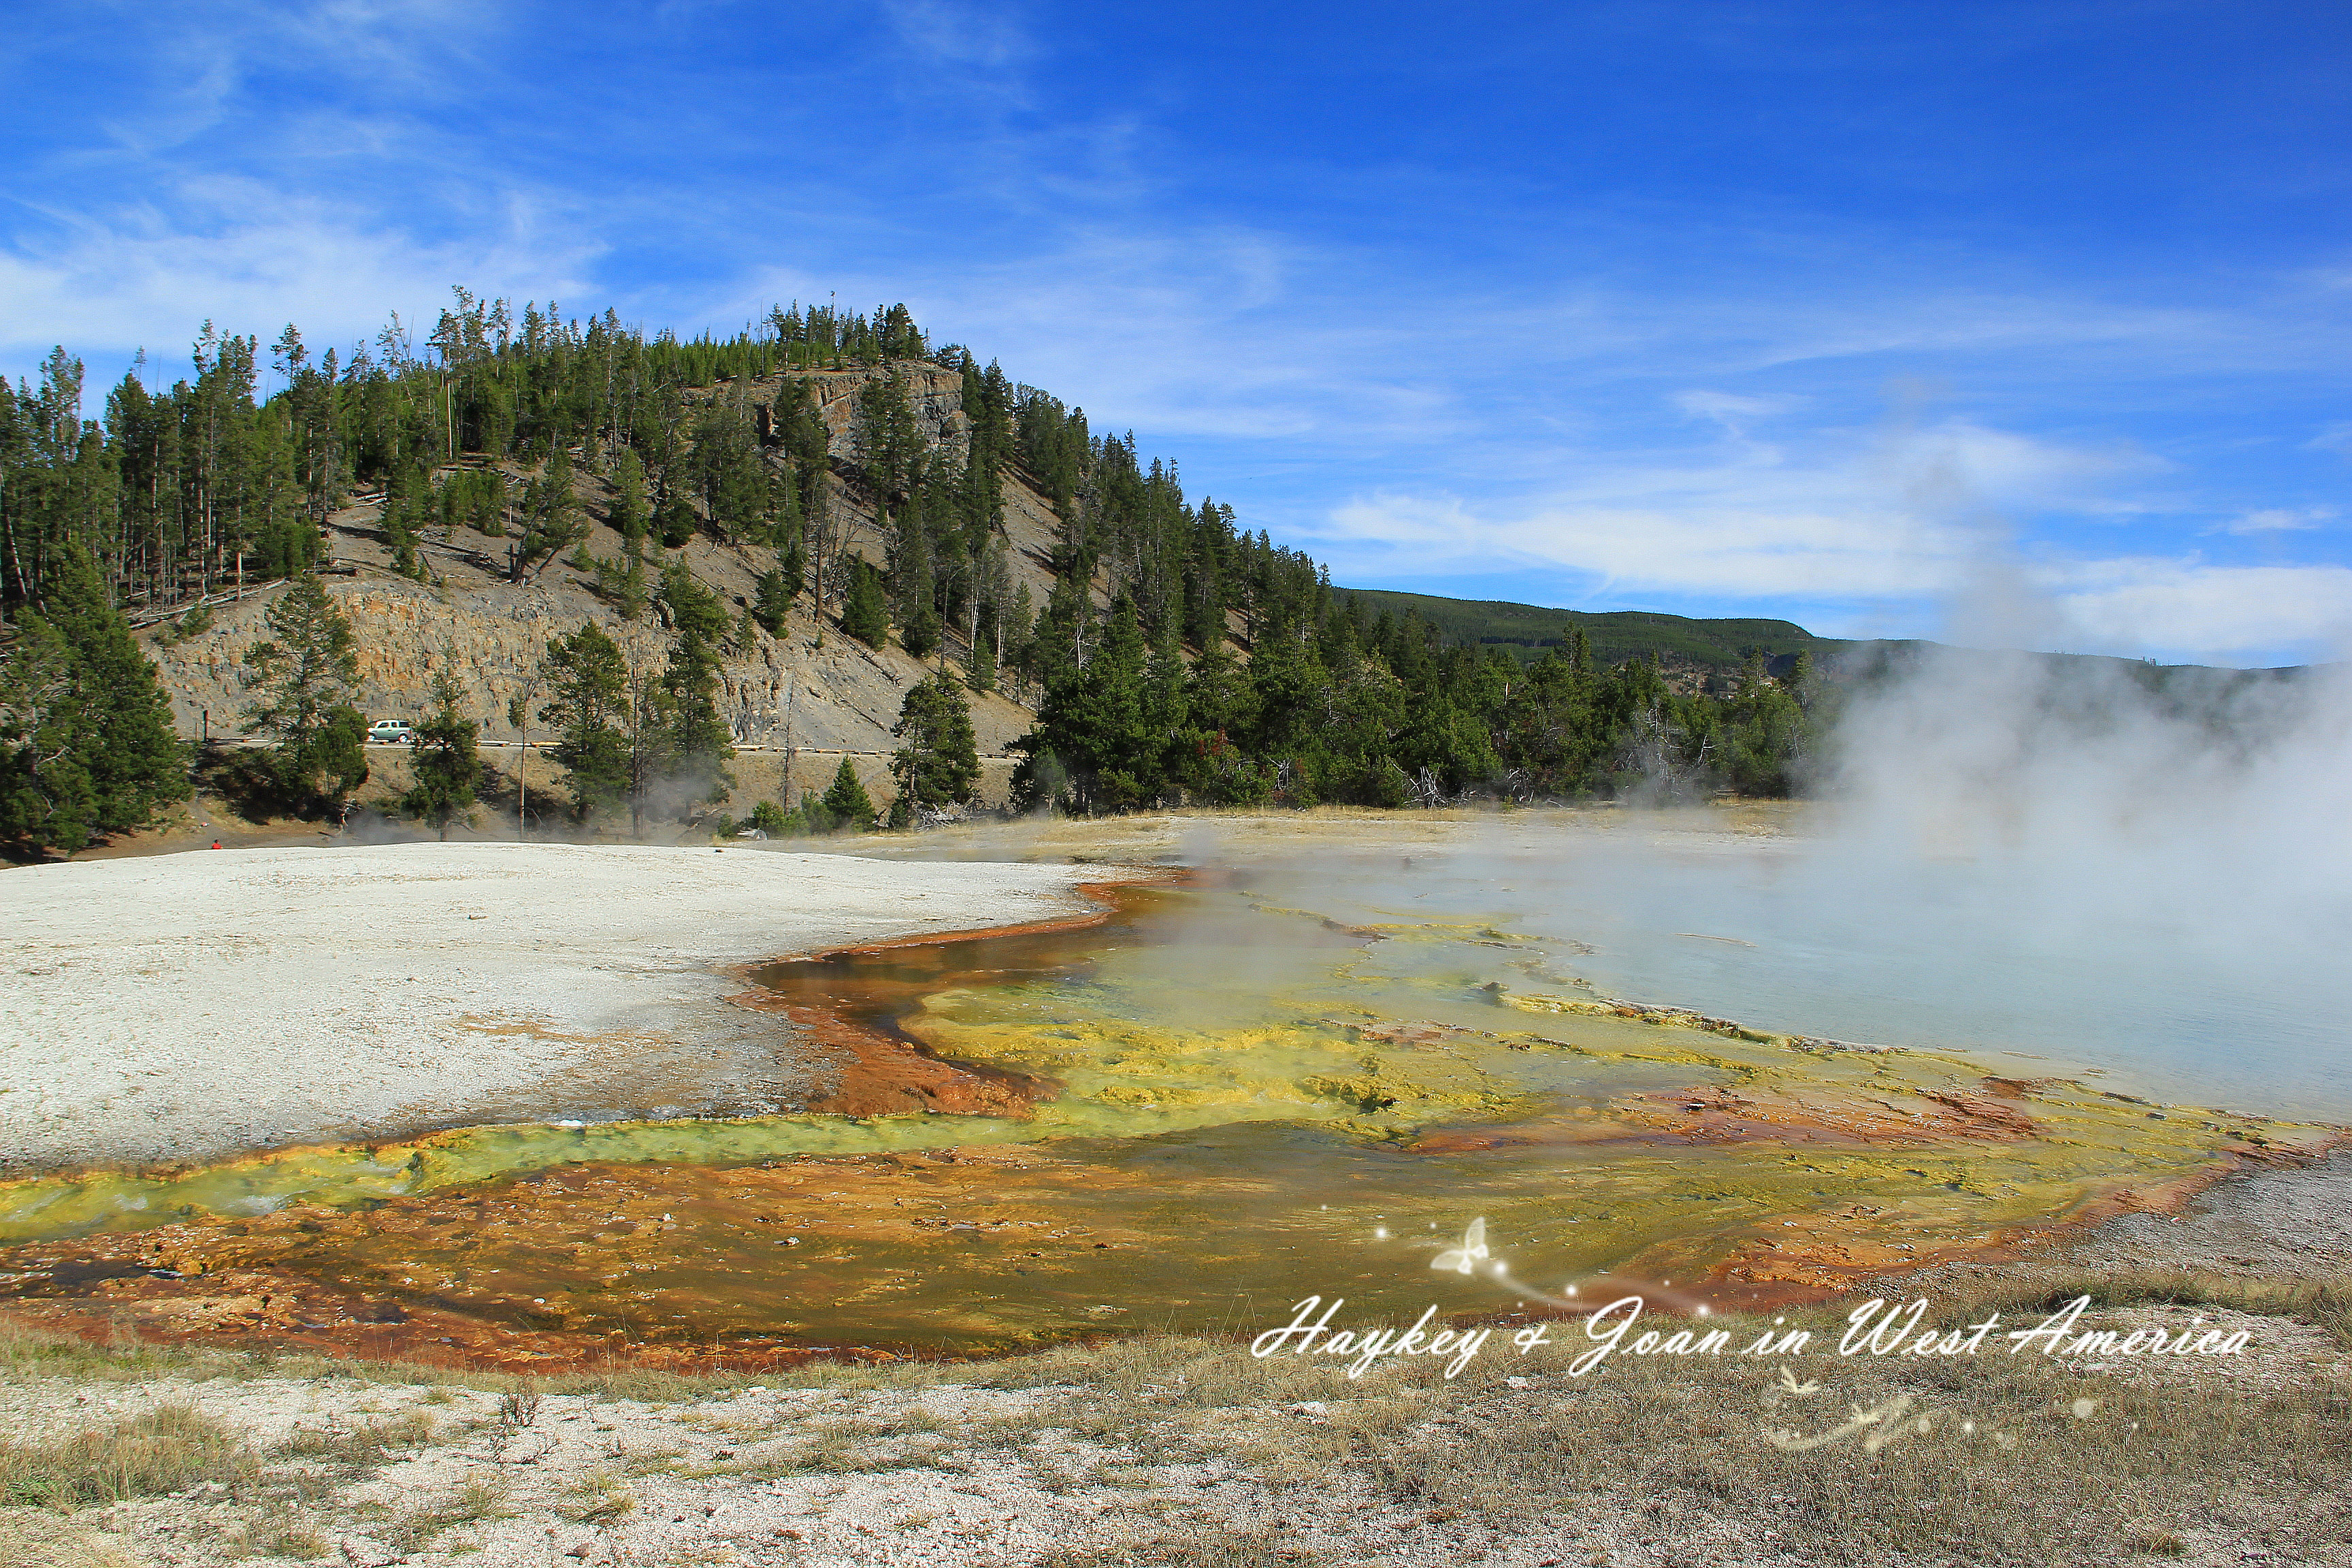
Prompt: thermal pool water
<box><xmin>0</xmin><ymin>869</ymin><xmax>2332</xmax><ymax>1364</ymax></box>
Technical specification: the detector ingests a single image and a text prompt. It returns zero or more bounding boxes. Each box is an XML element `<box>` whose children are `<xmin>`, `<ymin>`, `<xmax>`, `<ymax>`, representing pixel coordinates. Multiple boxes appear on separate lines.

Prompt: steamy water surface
<box><xmin>2</xmin><ymin>843</ymin><xmax>2333</xmax><ymax>1360</ymax></box>
<box><xmin>1363</xmin><ymin>835</ymin><xmax>2352</xmax><ymax>1123</ymax></box>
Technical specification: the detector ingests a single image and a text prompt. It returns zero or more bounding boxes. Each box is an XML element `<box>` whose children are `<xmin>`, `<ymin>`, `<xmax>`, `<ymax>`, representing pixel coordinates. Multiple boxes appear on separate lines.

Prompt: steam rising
<box><xmin>1502</xmin><ymin>645</ymin><xmax>2352</xmax><ymax>1118</ymax></box>
<box><xmin>1825</xmin><ymin>645</ymin><xmax>2352</xmax><ymax>972</ymax></box>
<box><xmin>1117</xmin><ymin>643</ymin><xmax>2352</xmax><ymax>1121</ymax></box>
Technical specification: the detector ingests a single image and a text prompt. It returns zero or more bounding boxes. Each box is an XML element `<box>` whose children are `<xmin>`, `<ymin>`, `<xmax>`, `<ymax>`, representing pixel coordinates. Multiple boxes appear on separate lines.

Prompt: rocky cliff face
<box><xmin>788</xmin><ymin>362</ymin><xmax>971</xmax><ymax>461</ymax></box>
<box><xmin>142</xmin><ymin>361</ymin><xmax>1062</xmax><ymax>813</ymax></box>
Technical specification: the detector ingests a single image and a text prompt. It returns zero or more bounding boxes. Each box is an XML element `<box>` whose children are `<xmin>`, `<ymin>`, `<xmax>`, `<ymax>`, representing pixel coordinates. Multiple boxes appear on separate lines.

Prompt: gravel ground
<box><xmin>0</xmin><ymin>843</ymin><xmax>1132</xmax><ymax>1175</ymax></box>
<box><xmin>2065</xmin><ymin>1147</ymin><xmax>2352</xmax><ymax>1275</ymax></box>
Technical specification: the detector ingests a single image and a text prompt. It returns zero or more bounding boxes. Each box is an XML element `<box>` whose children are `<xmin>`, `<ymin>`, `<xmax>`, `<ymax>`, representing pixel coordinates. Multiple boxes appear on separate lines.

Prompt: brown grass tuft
<box><xmin>0</xmin><ymin>1403</ymin><xmax>250</xmax><ymax>1509</ymax></box>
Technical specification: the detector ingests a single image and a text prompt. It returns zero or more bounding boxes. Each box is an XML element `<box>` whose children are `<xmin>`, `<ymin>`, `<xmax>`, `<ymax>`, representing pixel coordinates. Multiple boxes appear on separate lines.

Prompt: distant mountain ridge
<box><xmin>1338</xmin><ymin>587</ymin><xmax>2308</xmax><ymax>687</ymax></box>
<box><xmin>1336</xmin><ymin>588</ymin><xmax>1833</xmax><ymax>674</ymax></box>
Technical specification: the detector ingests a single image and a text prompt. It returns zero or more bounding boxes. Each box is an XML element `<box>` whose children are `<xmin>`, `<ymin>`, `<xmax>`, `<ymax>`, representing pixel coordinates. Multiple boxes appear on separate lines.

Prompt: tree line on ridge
<box><xmin>0</xmin><ymin>292</ymin><xmax>1814</xmax><ymax>854</ymax></box>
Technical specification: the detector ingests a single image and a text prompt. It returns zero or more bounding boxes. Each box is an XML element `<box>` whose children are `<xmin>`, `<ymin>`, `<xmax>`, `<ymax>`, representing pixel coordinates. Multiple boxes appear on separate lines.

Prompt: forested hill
<box><xmin>1</xmin><ymin>291</ymin><xmax>1825</xmax><ymax>854</ymax></box>
<box><xmin>1338</xmin><ymin>589</ymin><xmax>1836</xmax><ymax>677</ymax></box>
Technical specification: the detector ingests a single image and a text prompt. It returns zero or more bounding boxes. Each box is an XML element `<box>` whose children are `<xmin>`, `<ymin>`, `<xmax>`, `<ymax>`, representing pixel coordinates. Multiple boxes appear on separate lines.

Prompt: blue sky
<box><xmin>4</xmin><ymin>1</ymin><xmax>2349</xmax><ymax>665</ymax></box>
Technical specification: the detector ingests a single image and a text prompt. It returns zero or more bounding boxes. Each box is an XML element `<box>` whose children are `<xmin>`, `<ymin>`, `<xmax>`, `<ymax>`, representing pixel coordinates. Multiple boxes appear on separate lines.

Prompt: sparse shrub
<box><xmin>763</xmin><ymin>798</ymin><xmax>838</xmax><ymax>837</ymax></box>
<box><xmin>556</xmin><ymin>1469</ymin><xmax>634</xmax><ymax>1524</ymax></box>
<box><xmin>497</xmin><ymin>1384</ymin><xmax>542</xmax><ymax>1428</ymax></box>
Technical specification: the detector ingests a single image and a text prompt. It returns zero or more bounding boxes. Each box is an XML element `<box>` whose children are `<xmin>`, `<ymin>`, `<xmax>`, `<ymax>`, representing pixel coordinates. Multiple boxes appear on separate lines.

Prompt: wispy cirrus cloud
<box><xmin>1305</xmin><ymin>415</ymin><xmax>2162</xmax><ymax>590</ymax></box>
<box><xmin>882</xmin><ymin>0</ymin><xmax>1036</xmax><ymax>73</ymax></box>
<box><xmin>2216</xmin><ymin>506</ymin><xmax>2336</xmax><ymax>535</ymax></box>
<box><xmin>0</xmin><ymin>180</ymin><xmax>604</xmax><ymax>371</ymax></box>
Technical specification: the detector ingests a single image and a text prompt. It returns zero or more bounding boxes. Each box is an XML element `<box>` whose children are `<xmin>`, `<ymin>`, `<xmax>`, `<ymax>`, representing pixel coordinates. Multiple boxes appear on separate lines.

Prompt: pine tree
<box><xmin>1000</xmin><ymin>582</ymin><xmax>1035</xmax><ymax>698</ymax></box>
<box><xmin>752</xmin><ymin>566</ymin><xmax>795</xmax><ymax>636</ymax></box>
<box><xmin>655</xmin><ymin>555</ymin><xmax>732</xmax><ymax>642</ymax></box>
<box><xmin>539</xmin><ymin>621</ymin><xmax>632</xmax><ymax>819</ymax></box>
<box><xmin>772</xmin><ymin>471</ymin><xmax>808</xmax><ymax>589</ymax></box>
<box><xmin>850</xmin><ymin>370</ymin><xmax>921</xmax><ymax>502</ymax></box>
<box><xmin>839</xmin><ymin>559</ymin><xmax>889</xmax><ymax>648</ymax></box>
<box><xmin>1026</xmin><ymin>571</ymin><xmax>1090</xmax><ymax>693</ymax></box>
<box><xmin>0</xmin><ymin>612</ymin><xmax>97</xmax><ymax>851</ymax></box>
<box><xmin>889</xmin><ymin>508</ymin><xmax>939</xmax><ymax>659</ymax></box>
<box><xmin>615</xmin><ymin>553</ymin><xmax>648</xmax><ymax>621</ymax></box>
<box><xmin>242</xmin><ymin>573</ymin><xmax>368</xmax><ymax>804</ymax></box>
<box><xmin>888</xmin><ymin>670</ymin><xmax>979</xmax><ymax>826</ymax></box>
<box><xmin>384</xmin><ymin>466</ymin><xmax>429</xmax><ymax>580</ymax></box>
<box><xmin>42</xmin><ymin>546</ymin><xmax>188</xmax><ymax>838</ymax></box>
<box><xmin>966</xmin><ymin>621</ymin><xmax>998</xmax><ymax>693</ymax></box>
<box><xmin>820</xmin><ymin>756</ymin><xmax>875</xmax><ymax>832</ymax></box>
<box><xmin>609</xmin><ymin>446</ymin><xmax>648</xmax><ymax>548</ymax></box>
<box><xmin>400</xmin><ymin>668</ymin><xmax>478</xmax><ymax>838</ymax></box>
<box><xmin>693</xmin><ymin>401</ymin><xmax>767</xmax><ymax>542</ymax></box>
<box><xmin>0</xmin><ymin>547</ymin><xmax>181</xmax><ymax>852</ymax></box>
<box><xmin>516</xmin><ymin>446</ymin><xmax>587</xmax><ymax>580</ymax></box>
<box><xmin>654</xmin><ymin>557</ymin><xmax>735</xmax><ymax>802</ymax></box>
<box><xmin>1024</xmin><ymin>600</ymin><xmax>1152</xmax><ymax>811</ymax></box>
<box><xmin>624</xmin><ymin>667</ymin><xmax>674</xmax><ymax>838</ymax></box>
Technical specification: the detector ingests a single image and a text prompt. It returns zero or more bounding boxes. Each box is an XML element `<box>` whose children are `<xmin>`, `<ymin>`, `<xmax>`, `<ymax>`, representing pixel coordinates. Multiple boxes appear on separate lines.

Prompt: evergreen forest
<box><xmin>1</xmin><ymin>291</ymin><xmax>1815</xmax><ymax>853</ymax></box>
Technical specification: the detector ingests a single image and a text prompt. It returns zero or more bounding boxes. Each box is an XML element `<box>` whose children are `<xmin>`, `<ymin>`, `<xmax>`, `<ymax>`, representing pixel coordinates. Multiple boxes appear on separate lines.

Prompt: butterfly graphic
<box><xmin>1431</xmin><ymin>1218</ymin><xmax>1490</xmax><ymax>1275</ymax></box>
<box><xmin>1776</xmin><ymin>1366</ymin><xmax>1821</xmax><ymax>1396</ymax></box>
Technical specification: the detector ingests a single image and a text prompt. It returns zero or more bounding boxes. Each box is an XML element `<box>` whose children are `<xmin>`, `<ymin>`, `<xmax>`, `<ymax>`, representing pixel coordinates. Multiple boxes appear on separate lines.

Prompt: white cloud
<box><xmin>1320</xmin><ymin>490</ymin><xmax>1970</xmax><ymax>598</ymax></box>
<box><xmin>0</xmin><ymin>182</ymin><xmax>602</xmax><ymax>372</ymax></box>
<box><xmin>2044</xmin><ymin>560</ymin><xmax>2352</xmax><ymax>663</ymax></box>
<box><xmin>1297</xmin><ymin>416</ymin><xmax>2352</xmax><ymax>662</ymax></box>
<box><xmin>1673</xmin><ymin>389</ymin><xmax>1797</xmax><ymax>421</ymax></box>
<box><xmin>2217</xmin><ymin>506</ymin><xmax>2335</xmax><ymax>535</ymax></box>
<box><xmin>1672</xmin><ymin>389</ymin><xmax>1802</xmax><ymax>441</ymax></box>
<box><xmin>1865</xmin><ymin>417</ymin><xmax>2162</xmax><ymax>517</ymax></box>
<box><xmin>882</xmin><ymin>0</ymin><xmax>1034</xmax><ymax>71</ymax></box>
<box><xmin>726</xmin><ymin>225</ymin><xmax>1452</xmax><ymax>445</ymax></box>
<box><xmin>1301</xmin><ymin>419</ymin><xmax>2157</xmax><ymax>600</ymax></box>
<box><xmin>91</xmin><ymin>1</ymin><xmax>497</xmax><ymax>156</ymax></box>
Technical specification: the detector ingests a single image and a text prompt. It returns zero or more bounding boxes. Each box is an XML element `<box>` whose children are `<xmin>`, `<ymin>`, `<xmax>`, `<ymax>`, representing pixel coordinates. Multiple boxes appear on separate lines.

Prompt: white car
<box><xmin>366</xmin><ymin>719</ymin><xmax>415</xmax><ymax>745</ymax></box>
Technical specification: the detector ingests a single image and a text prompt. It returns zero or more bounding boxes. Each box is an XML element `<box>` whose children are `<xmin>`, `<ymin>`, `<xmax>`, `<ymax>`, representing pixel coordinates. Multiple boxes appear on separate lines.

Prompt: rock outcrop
<box><xmin>141</xmin><ymin>361</ymin><xmax>1068</xmax><ymax>812</ymax></box>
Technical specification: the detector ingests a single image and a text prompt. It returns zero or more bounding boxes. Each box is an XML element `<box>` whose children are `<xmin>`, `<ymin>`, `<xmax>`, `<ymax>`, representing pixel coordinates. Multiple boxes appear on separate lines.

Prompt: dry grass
<box><xmin>1</xmin><ymin>1264</ymin><xmax>2345</xmax><ymax>1566</ymax></box>
<box><xmin>1932</xmin><ymin>1267</ymin><xmax>2352</xmax><ymax>1352</ymax></box>
<box><xmin>993</xmin><ymin>1275</ymin><xmax>2352</xmax><ymax>1567</ymax></box>
<box><xmin>1040</xmin><ymin>1532</ymin><xmax>1299</xmax><ymax>1568</ymax></box>
<box><xmin>381</xmin><ymin>1473</ymin><xmax>513</xmax><ymax>1553</ymax></box>
<box><xmin>0</xmin><ymin>1402</ymin><xmax>252</xmax><ymax>1508</ymax></box>
<box><xmin>1347</xmin><ymin>1350</ymin><xmax>2347</xmax><ymax>1564</ymax></box>
<box><xmin>672</xmin><ymin>1413</ymin><xmax>957</xmax><ymax>1482</ymax></box>
<box><xmin>275</xmin><ymin>1408</ymin><xmax>444</xmax><ymax>1470</ymax></box>
<box><xmin>205</xmin><ymin>1499</ymin><xmax>328</xmax><ymax>1562</ymax></box>
<box><xmin>556</xmin><ymin>1466</ymin><xmax>637</xmax><ymax>1524</ymax></box>
<box><xmin>0</xmin><ymin>1508</ymin><xmax>141</xmax><ymax>1568</ymax></box>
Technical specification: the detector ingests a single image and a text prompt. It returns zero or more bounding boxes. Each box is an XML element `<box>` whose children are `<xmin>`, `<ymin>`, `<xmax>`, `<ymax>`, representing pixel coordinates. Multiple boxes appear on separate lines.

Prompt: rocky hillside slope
<box><xmin>138</xmin><ymin>362</ymin><xmax>1071</xmax><ymax>813</ymax></box>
